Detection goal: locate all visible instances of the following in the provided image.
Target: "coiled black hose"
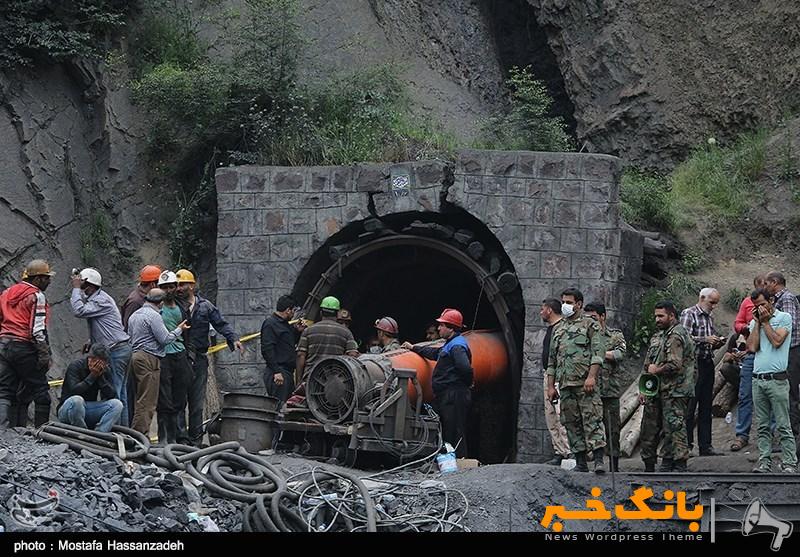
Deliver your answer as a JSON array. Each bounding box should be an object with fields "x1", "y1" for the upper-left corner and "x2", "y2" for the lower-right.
[{"x1": 34, "y1": 422, "x2": 451, "y2": 532}]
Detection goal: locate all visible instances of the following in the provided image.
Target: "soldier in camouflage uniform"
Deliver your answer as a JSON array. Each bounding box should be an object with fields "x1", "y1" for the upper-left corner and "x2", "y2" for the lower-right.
[
  {"x1": 546, "y1": 288, "x2": 608, "y2": 473},
  {"x1": 585, "y1": 302, "x2": 627, "y2": 472},
  {"x1": 640, "y1": 300, "x2": 696, "y2": 472}
]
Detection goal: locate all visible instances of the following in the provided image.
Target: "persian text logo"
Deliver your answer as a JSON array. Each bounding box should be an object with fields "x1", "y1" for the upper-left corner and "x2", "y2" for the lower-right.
[{"x1": 541, "y1": 486, "x2": 703, "y2": 532}]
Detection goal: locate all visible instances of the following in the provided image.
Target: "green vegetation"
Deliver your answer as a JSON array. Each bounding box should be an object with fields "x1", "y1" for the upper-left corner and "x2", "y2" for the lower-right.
[
  {"x1": 79, "y1": 210, "x2": 134, "y2": 274},
  {"x1": 0, "y1": 0, "x2": 130, "y2": 68},
  {"x1": 724, "y1": 288, "x2": 746, "y2": 313},
  {"x1": 131, "y1": 0, "x2": 464, "y2": 267},
  {"x1": 620, "y1": 170, "x2": 676, "y2": 232},
  {"x1": 629, "y1": 274, "x2": 700, "y2": 354},
  {"x1": 477, "y1": 66, "x2": 573, "y2": 152},
  {"x1": 680, "y1": 248, "x2": 704, "y2": 274},
  {"x1": 671, "y1": 130, "x2": 768, "y2": 220}
]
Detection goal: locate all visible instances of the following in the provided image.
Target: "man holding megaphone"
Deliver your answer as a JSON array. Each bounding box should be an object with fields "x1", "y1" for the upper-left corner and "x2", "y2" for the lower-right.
[{"x1": 639, "y1": 300, "x2": 696, "y2": 472}]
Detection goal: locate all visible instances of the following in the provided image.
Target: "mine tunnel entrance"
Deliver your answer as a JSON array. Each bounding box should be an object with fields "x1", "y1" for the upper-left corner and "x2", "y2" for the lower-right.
[{"x1": 292, "y1": 210, "x2": 525, "y2": 464}]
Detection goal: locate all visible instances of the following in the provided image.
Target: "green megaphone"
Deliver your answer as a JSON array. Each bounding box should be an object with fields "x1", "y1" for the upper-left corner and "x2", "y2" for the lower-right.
[{"x1": 638, "y1": 374, "x2": 660, "y2": 397}]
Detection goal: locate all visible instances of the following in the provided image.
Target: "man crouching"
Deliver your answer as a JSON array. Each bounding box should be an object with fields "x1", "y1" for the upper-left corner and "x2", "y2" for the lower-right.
[{"x1": 57, "y1": 344, "x2": 123, "y2": 432}]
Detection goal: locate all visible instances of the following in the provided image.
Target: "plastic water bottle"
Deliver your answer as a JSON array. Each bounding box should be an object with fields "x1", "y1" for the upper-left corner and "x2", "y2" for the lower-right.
[{"x1": 725, "y1": 412, "x2": 733, "y2": 424}]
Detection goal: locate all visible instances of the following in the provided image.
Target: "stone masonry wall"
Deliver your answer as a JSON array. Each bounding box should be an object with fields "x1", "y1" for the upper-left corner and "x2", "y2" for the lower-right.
[{"x1": 215, "y1": 150, "x2": 642, "y2": 462}]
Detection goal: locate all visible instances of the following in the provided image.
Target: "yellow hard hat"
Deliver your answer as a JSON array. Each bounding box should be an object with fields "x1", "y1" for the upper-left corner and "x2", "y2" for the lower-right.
[
  {"x1": 25, "y1": 259, "x2": 55, "y2": 278},
  {"x1": 176, "y1": 269, "x2": 196, "y2": 283}
]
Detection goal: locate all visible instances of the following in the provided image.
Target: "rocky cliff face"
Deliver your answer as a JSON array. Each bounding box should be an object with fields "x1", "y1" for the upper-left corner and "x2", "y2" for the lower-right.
[
  {"x1": 295, "y1": 0, "x2": 506, "y2": 136},
  {"x1": 1, "y1": 0, "x2": 797, "y2": 363},
  {"x1": 0, "y1": 60, "x2": 170, "y2": 367},
  {"x1": 0, "y1": 0, "x2": 507, "y2": 363},
  {"x1": 529, "y1": 0, "x2": 800, "y2": 168}
]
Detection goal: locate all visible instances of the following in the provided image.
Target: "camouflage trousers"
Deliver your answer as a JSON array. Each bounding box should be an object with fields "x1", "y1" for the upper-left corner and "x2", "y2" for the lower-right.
[
  {"x1": 602, "y1": 397, "x2": 621, "y2": 457},
  {"x1": 640, "y1": 394, "x2": 689, "y2": 461},
  {"x1": 559, "y1": 386, "x2": 606, "y2": 454}
]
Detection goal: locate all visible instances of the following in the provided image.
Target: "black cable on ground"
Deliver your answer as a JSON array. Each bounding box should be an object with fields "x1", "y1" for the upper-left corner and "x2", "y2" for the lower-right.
[{"x1": 33, "y1": 421, "x2": 466, "y2": 532}]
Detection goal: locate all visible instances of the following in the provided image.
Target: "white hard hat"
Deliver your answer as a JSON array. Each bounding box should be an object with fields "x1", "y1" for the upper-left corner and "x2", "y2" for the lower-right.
[
  {"x1": 79, "y1": 268, "x2": 102, "y2": 287},
  {"x1": 158, "y1": 270, "x2": 178, "y2": 286}
]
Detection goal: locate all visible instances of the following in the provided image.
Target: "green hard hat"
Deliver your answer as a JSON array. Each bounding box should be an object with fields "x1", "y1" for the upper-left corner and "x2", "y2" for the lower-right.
[
  {"x1": 320, "y1": 296, "x2": 341, "y2": 311},
  {"x1": 638, "y1": 374, "x2": 660, "y2": 397}
]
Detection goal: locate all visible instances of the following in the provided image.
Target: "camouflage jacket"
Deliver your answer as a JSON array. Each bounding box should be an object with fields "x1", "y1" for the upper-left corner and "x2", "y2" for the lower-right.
[
  {"x1": 546, "y1": 313, "x2": 606, "y2": 387},
  {"x1": 644, "y1": 322, "x2": 696, "y2": 397},
  {"x1": 599, "y1": 327, "x2": 626, "y2": 398}
]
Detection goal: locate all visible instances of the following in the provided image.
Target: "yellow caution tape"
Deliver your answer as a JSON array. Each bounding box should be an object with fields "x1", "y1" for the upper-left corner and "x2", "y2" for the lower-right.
[{"x1": 48, "y1": 320, "x2": 314, "y2": 388}]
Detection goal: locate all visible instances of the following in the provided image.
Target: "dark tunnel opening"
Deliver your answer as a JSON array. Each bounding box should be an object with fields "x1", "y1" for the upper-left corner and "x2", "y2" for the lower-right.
[
  {"x1": 482, "y1": 0, "x2": 577, "y2": 138},
  {"x1": 291, "y1": 209, "x2": 525, "y2": 464}
]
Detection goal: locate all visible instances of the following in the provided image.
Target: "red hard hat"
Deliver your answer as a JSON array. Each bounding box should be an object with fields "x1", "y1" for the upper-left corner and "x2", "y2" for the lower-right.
[
  {"x1": 374, "y1": 316, "x2": 399, "y2": 335},
  {"x1": 139, "y1": 265, "x2": 162, "y2": 283},
  {"x1": 436, "y1": 308, "x2": 463, "y2": 329}
]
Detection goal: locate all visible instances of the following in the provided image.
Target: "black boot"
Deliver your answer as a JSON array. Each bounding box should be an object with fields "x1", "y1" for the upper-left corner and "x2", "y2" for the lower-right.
[
  {"x1": 593, "y1": 448, "x2": 606, "y2": 474},
  {"x1": 157, "y1": 416, "x2": 168, "y2": 445},
  {"x1": 658, "y1": 458, "x2": 674, "y2": 472},
  {"x1": 34, "y1": 403, "x2": 50, "y2": 427},
  {"x1": 166, "y1": 414, "x2": 178, "y2": 445},
  {"x1": 10, "y1": 401, "x2": 22, "y2": 427},
  {"x1": 643, "y1": 458, "x2": 656, "y2": 472},
  {"x1": 546, "y1": 455, "x2": 564, "y2": 466},
  {"x1": 0, "y1": 400, "x2": 11, "y2": 430},
  {"x1": 610, "y1": 456, "x2": 620, "y2": 472},
  {"x1": 672, "y1": 459, "x2": 687, "y2": 472},
  {"x1": 574, "y1": 451, "x2": 589, "y2": 472}
]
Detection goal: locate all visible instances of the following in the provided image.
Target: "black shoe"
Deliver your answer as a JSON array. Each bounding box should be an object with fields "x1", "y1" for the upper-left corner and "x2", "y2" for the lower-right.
[
  {"x1": 574, "y1": 452, "x2": 589, "y2": 472},
  {"x1": 699, "y1": 447, "x2": 722, "y2": 456},
  {"x1": 672, "y1": 459, "x2": 688, "y2": 472},
  {"x1": 593, "y1": 448, "x2": 606, "y2": 474},
  {"x1": 643, "y1": 458, "x2": 656, "y2": 472},
  {"x1": 658, "y1": 458, "x2": 674, "y2": 472},
  {"x1": 546, "y1": 455, "x2": 564, "y2": 466}
]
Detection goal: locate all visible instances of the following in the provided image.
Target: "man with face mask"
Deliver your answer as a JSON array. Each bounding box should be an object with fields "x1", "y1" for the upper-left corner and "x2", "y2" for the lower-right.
[
  {"x1": 69, "y1": 268, "x2": 132, "y2": 426},
  {"x1": 0, "y1": 259, "x2": 54, "y2": 429},
  {"x1": 155, "y1": 271, "x2": 193, "y2": 444},
  {"x1": 545, "y1": 288, "x2": 607, "y2": 473}
]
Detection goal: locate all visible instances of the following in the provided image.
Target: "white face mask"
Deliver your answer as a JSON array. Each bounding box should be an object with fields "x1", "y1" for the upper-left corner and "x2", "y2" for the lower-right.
[{"x1": 561, "y1": 303, "x2": 575, "y2": 318}]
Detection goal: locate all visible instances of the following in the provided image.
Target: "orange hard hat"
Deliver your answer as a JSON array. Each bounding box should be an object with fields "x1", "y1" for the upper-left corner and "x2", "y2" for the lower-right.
[
  {"x1": 436, "y1": 308, "x2": 463, "y2": 329},
  {"x1": 374, "y1": 316, "x2": 399, "y2": 335},
  {"x1": 139, "y1": 265, "x2": 162, "y2": 283}
]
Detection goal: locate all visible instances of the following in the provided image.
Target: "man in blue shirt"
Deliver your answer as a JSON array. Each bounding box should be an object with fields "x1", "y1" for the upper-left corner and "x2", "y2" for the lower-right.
[
  {"x1": 402, "y1": 308, "x2": 473, "y2": 457},
  {"x1": 747, "y1": 288, "x2": 797, "y2": 473},
  {"x1": 70, "y1": 268, "x2": 131, "y2": 425}
]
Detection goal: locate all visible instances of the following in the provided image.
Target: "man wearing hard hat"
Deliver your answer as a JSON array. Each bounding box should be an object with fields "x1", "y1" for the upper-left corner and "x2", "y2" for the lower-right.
[
  {"x1": 70, "y1": 268, "x2": 132, "y2": 426},
  {"x1": 402, "y1": 308, "x2": 473, "y2": 457},
  {"x1": 174, "y1": 268, "x2": 243, "y2": 446},
  {"x1": 0, "y1": 259, "x2": 55, "y2": 429},
  {"x1": 374, "y1": 317, "x2": 401, "y2": 353},
  {"x1": 121, "y1": 265, "x2": 162, "y2": 332},
  {"x1": 295, "y1": 296, "x2": 358, "y2": 387},
  {"x1": 156, "y1": 271, "x2": 193, "y2": 444}
]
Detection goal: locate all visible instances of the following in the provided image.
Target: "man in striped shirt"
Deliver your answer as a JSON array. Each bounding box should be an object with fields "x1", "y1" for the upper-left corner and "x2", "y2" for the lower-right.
[
  {"x1": 765, "y1": 271, "x2": 800, "y2": 454},
  {"x1": 680, "y1": 287, "x2": 726, "y2": 455}
]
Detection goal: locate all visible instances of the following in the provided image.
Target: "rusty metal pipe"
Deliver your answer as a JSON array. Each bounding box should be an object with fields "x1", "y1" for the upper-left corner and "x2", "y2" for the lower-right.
[{"x1": 384, "y1": 330, "x2": 509, "y2": 403}]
